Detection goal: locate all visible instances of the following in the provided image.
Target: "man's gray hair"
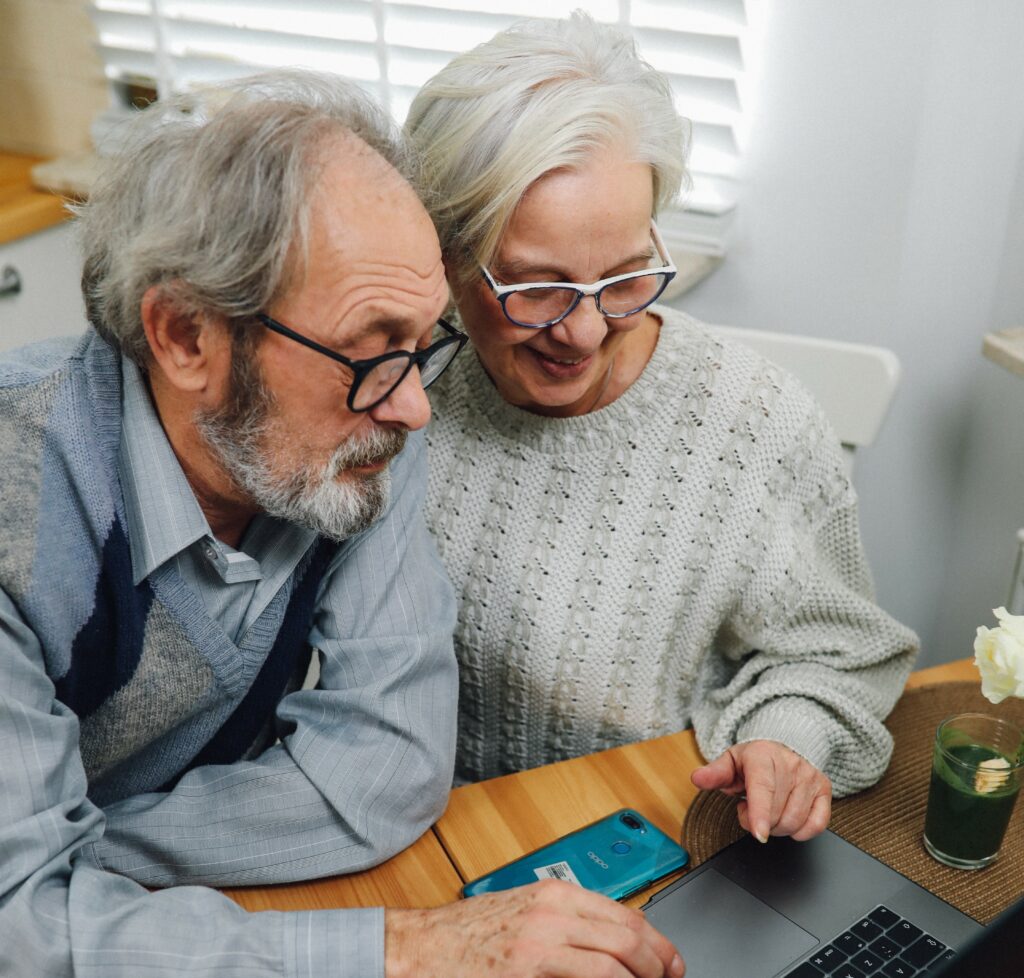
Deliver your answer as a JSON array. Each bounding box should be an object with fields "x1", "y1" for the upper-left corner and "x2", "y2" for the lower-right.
[
  {"x1": 404, "y1": 12, "x2": 690, "y2": 283},
  {"x1": 77, "y1": 70, "x2": 412, "y2": 364}
]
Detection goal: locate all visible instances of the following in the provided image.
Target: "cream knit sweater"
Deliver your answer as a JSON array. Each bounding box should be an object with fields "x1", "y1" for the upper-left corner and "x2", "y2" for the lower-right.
[{"x1": 424, "y1": 306, "x2": 918, "y2": 795}]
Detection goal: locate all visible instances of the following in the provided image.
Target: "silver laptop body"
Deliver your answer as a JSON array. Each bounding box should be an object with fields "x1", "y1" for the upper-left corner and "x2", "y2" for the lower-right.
[{"x1": 641, "y1": 830, "x2": 983, "y2": 978}]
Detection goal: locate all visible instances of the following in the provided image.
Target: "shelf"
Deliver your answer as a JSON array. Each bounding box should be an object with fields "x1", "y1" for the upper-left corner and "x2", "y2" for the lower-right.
[{"x1": 982, "y1": 328, "x2": 1024, "y2": 380}]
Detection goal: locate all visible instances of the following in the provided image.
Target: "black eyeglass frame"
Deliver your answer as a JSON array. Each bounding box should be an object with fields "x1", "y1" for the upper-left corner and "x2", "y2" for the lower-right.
[
  {"x1": 257, "y1": 312, "x2": 467, "y2": 412},
  {"x1": 480, "y1": 220, "x2": 678, "y2": 329}
]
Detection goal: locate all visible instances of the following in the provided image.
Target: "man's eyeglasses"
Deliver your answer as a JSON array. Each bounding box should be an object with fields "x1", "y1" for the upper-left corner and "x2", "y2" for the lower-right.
[
  {"x1": 257, "y1": 313, "x2": 466, "y2": 412},
  {"x1": 480, "y1": 221, "x2": 677, "y2": 329}
]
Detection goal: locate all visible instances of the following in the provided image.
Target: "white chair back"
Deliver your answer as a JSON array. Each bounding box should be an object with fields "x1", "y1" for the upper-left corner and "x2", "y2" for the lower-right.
[{"x1": 709, "y1": 324, "x2": 901, "y2": 473}]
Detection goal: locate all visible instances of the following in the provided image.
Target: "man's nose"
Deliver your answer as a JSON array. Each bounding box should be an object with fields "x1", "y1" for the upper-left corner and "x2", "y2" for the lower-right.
[{"x1": 368, "y1": 367, "x2": 432, "y2": 432}]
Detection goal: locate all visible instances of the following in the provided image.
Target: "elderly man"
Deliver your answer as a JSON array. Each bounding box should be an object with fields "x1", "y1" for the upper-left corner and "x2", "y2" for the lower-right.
[{"x1": 0, "y1": 73, "x2": 682, "y2": 978}]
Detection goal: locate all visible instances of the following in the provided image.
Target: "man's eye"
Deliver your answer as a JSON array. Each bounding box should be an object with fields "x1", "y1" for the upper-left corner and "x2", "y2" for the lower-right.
[{"x1": 336, "y1": 362, "x2": 356, "y2": 386}]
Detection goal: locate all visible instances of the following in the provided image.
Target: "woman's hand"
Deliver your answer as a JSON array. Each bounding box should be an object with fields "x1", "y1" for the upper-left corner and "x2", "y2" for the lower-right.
[{"x1": 690, "y1": 740, "x2": 832, "y2": 842}]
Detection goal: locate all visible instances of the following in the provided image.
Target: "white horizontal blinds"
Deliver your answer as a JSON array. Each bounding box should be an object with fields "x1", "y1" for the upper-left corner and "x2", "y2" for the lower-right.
[
  {"x1": 382, "y1": 0, "x2": 619, "y2": 121},
  {"x1": 386, "y1": 0, "x2": 747, "y2": 234},
  {"x1": 629, "y1": 0, "x2": 748, "y2": 252},
  {"x1": 89, "y1": 1, "x2": 384, "y2": 91},
  {"x1": 86, "y1": 0, "x2": 749, "y2": 250}
]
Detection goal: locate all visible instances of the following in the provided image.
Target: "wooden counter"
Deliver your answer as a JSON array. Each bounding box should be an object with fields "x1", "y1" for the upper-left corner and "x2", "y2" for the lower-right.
[{"x1": 0, "y1": 152, "x2": 70, "y2": 246}]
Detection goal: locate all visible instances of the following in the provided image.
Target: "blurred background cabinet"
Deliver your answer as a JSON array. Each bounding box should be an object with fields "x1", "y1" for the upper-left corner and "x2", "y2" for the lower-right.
[{"x1": 0, "y1": 221, "x2": 86, "y2": 354}]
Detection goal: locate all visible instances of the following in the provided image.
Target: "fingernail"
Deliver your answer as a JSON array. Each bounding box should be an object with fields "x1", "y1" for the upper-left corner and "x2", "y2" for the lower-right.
[
  {"x1": 670, "y1": 953, "x2": 685, "y2": 977},
  {"x1": 755, "y1": 829, "x2": 769, "y2": 844}
]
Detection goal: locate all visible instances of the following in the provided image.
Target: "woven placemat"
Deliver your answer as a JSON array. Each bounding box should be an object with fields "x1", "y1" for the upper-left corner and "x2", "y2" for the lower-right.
[{"x1": 682, "y1": 683, "x2": 1024, "y2": 923}]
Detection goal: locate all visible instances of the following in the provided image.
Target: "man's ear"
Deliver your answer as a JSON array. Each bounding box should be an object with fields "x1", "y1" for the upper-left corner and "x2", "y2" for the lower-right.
[{"x1": 141, "y1": 285, "x2": 227, "y2": 394}]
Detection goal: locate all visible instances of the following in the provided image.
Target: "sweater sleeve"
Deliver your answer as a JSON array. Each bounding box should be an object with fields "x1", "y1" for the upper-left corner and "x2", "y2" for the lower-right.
[
  {"x1": 87, "y1": 431, "x2": 459, "y2": 888},
  {"x1": 0, "y1": 583, "x2": 384, "y2": 978},
  {"x1": 690, "y1": 395, "x2": 919, "y2": 798}
]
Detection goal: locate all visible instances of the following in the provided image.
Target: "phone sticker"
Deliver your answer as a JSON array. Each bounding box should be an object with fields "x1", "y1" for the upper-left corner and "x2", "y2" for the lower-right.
[{"x1": 533, "y1": 861, "x2": 582, "y2": 886}]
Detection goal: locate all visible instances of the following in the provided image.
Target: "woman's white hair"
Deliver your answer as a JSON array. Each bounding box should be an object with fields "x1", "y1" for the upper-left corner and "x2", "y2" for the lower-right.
[
  {"x1": 76, "y1": 70, "x2": 411, "y2": 365},
  {"x1": 404, "y1": 11, "x2": 690, "y2": 283}
]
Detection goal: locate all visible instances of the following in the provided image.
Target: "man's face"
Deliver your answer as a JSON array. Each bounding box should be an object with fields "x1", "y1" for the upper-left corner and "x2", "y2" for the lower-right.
[{"x1": 197, "y1": 137, "x2": 449, "y2": 540}]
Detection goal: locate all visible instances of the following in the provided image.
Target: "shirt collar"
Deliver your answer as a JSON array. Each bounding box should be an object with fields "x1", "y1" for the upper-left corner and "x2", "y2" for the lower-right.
[
  {"x1": 118, "y1": 356, "x2": 220, "y2": 585},
  {"x1": 117, "y1": 357, "x2": 320, "y2": 590}
]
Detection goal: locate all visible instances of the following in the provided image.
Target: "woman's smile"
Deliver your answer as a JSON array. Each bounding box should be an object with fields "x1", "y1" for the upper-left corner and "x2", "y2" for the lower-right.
[{"x1": 526, "y1": 345, "x2": 595, "y2": 379}]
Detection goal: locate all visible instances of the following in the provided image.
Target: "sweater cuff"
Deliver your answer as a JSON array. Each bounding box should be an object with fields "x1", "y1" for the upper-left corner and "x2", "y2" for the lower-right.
[
  {"x1": 734, "y1": 696, "x2": 835, "y2": 773},
  {"x1": 283, "y1": 907, "x2": 384, "y2": 978}
]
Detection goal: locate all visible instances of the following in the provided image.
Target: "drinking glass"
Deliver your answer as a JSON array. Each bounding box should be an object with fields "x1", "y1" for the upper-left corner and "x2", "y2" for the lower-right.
[{"x1": 923, "y1": 713, "x2": 1023, "y2": 870}]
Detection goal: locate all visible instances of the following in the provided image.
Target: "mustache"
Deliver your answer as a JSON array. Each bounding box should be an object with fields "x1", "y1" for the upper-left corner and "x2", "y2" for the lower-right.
[{"x1": 329, "y1": 426, "x2": 408, "y2": 472}]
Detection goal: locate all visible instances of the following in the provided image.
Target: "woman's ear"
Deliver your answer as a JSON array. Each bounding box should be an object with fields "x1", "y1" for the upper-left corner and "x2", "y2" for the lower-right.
[
  {"x1": 140, "y1": 285, "x2": 229, "y2": 394},
  {"x1": 442, "y1": 254, "x2": 470, "y2": 308}
]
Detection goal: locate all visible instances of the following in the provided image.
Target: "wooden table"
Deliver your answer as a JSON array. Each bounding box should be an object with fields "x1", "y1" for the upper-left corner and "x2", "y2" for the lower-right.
[
  {"x1": 224, "y1": 658, "x2": 979, "y2": 912},
  {"x1": 223, "y1": 829, "x2": 465, "y2": 912}
]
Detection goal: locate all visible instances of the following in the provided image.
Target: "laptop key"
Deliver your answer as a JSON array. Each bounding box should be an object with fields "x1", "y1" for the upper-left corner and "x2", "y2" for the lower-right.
[
  {"x1": 881, "y1": 960, "x2": 918, "y2": 977},
  {"x1": 829, "y1": 963, "x2": 866, "y2": 978},
  {"x1": 835, "y1": 931, "x2": 867, "y2": 955},
  {"x1": 888, "y1": 921, "x2": 923, "y2": 947},
  {"x1": 812, "y1": 945, "x2": 847, "y2": 968},
  {"x1": 783, "y1": 962, "x2": 825, "y2": 978},
  {"x1": 870, "y1": 935, "x2": 901, "y2": 960},
  {"x1": 851, "y1": 918, "x2": 883, "y2": 942},
  {"x1": 850, "y1": 948, "x2": 884, "y2": 973},
  {"x1": 927, "y1": 949, "x2": 955, "y2": 971},
  {"x1": 901, "y1": 936, "x2": 945, "y2": 969},
  {"x1": 868, "y1": 906, "x2": 902, "y2": 930}
]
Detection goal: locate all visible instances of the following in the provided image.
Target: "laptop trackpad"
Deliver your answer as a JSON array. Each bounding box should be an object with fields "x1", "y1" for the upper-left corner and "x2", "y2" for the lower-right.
[{"x1": 644, "y1": 868, "x2": 817, "y2": 978}]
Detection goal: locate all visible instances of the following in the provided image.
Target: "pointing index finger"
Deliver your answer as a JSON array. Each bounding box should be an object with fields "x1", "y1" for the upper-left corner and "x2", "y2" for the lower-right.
[{"x1": 741, "y1": 756, "x2": 780, "y2": 844}]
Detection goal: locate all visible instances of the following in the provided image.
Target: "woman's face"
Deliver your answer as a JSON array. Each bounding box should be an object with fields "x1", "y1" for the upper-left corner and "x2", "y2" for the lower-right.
[{"x1": 451, "y1": 143, "x2": 659, "y2": 417}]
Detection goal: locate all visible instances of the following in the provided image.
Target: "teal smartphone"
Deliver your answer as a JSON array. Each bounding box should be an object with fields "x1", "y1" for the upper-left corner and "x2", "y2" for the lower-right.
[{"x1": 462, "y1": 808, "x2": 689, "y2": 901}]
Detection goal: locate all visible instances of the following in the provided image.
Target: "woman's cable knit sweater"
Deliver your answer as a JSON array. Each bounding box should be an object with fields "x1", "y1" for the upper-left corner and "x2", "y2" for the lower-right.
[{"x1": 424, "y1": 306, "x2": 918, "y2": 794}]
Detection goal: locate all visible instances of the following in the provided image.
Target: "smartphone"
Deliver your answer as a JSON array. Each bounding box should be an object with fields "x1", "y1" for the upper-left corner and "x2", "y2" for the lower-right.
[{"x1": 462, "y1": 808, "x2": 689, "y2": 901}]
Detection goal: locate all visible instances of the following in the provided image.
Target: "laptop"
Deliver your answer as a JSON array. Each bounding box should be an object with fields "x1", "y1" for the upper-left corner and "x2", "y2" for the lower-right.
[{"x1": 639, "y1": 829, "x2": 1018, "y2": 978}]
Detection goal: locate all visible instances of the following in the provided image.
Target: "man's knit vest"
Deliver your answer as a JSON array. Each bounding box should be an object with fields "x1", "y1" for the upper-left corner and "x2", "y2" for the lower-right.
[{"x1": 0, "y1": 331, "x2": 336, "y2": 808}]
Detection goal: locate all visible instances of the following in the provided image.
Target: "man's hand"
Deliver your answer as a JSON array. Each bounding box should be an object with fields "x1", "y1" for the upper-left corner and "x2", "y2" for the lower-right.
[
  {"x1": 690, "y1": 740, "x2": 832, "y2": 843},
  {"x1": 385, "y1": 878, "x2": 685, "y2": 978}
]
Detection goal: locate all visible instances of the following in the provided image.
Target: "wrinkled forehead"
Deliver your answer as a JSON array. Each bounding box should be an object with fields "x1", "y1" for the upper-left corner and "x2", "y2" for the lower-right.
[
  {"x1": 275, "y1": 154, "x2": 448, "y2": 345},
  {"x1": 284, "y1": 135, "x2": 444, "y2": 303},
  {"x1": 317, "y1": 135, "x2": 437, "y2": 254}
]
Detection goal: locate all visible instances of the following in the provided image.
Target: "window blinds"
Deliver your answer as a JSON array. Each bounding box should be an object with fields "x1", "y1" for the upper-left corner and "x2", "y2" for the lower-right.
[{"x1": 86, "y1": 0, "x2": 752, "y2": 254}]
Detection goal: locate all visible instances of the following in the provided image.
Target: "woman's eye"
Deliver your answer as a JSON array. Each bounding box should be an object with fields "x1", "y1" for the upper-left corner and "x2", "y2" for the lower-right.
[{"x1": 519, "y1": 287, "x2": 557, "y2": 300}]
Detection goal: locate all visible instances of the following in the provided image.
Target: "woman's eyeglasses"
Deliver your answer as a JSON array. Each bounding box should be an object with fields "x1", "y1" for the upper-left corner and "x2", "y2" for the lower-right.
[{"x1": 480, "y1": 221, "x2": 676, "y2": 329}]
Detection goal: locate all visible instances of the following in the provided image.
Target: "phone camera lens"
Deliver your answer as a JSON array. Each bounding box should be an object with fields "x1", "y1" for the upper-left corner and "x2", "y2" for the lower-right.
[{"x1": 619, "y1": 813, "x2": 644, "y2": 831}]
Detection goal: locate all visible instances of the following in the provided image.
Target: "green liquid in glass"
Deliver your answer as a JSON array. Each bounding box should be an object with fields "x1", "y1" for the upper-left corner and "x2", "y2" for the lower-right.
[{"x1": 924, "y1": 743, "x2": 1019, "y2": 863}]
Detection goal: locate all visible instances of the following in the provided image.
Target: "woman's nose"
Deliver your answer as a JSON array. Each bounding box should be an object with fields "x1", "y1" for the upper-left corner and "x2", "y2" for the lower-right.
[{"x1": 547, "y1": 294, "x2": 609, "y2": 351}]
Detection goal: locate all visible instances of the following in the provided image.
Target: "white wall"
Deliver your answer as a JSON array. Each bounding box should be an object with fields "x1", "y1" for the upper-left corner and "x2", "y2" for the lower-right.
[{"x1": 670, "y1": 1, "x2": 1024, "y2": 667}]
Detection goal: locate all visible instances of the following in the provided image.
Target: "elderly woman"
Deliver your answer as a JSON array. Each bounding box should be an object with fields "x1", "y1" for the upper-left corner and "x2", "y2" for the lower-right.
[{"x1": 405, "y1": 13, "x2": 918, "y2": 843}]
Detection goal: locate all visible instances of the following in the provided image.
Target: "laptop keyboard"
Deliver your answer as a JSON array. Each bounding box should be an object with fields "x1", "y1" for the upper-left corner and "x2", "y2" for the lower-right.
[{"x1": 782, "y1": 905, "x2": 958, "y2": 977}]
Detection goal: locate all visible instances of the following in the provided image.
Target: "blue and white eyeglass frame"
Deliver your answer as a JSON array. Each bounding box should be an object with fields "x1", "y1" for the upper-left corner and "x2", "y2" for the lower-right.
[{"x1": 479, "y1": 220, "x2": 678, "y2": 329}]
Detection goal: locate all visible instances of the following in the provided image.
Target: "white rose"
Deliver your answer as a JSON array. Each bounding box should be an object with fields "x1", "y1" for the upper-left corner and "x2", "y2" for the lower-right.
[{"x1": 974, "y1": 607, "x2": 1024, "y2": 704}]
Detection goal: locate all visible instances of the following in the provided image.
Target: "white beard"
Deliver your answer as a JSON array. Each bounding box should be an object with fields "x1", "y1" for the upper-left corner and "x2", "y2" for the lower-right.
[{"x1": 196, "y1": 377, "x2": 406, "y2": 541}]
